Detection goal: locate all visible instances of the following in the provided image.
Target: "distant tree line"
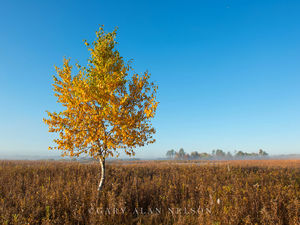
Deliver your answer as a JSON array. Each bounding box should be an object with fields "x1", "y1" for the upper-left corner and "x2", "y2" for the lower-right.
[{"x1": 166, "y1": 148, "x2": 268, "y2": 160}]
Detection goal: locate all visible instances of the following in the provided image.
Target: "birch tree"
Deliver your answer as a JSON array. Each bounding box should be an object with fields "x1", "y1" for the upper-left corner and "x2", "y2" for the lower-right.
[{"x1": 43, "y1": 26, "x2": 158, "y2": 196}]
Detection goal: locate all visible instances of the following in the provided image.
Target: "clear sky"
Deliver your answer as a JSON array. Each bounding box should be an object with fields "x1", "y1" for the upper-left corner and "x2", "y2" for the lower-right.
[{"x1": 0, "y1": 0, "x2": 300, "y2": 158}]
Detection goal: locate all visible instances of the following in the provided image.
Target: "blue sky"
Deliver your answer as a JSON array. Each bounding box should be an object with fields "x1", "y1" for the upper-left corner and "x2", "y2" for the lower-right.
[{"x1": 0, "y1": 0, "x2": 300, "y2": 158}]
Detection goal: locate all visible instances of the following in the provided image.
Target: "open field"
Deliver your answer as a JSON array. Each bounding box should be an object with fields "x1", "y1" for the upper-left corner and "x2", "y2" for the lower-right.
[
  {"x1": 110, "y1": 159, "x2": 300, "y2": 168},
  {"x1": 0, "y1": 159, "x2": 299, "y2": 224}
]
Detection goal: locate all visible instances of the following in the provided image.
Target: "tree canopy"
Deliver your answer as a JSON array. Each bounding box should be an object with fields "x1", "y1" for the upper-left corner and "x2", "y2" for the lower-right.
[{"x1": 43, "y1": 26, "x2": 158, "y2": 160}]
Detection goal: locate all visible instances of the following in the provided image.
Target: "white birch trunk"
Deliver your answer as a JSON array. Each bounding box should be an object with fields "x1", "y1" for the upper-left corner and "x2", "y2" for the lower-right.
[{"x1": 98, "y1": 157, "x2": 105, "y2": 192}]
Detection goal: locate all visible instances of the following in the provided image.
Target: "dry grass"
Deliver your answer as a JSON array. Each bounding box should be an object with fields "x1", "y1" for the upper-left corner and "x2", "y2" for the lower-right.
[{"x1": 0, "y1": 159, "x2": 299, "y2": 224}]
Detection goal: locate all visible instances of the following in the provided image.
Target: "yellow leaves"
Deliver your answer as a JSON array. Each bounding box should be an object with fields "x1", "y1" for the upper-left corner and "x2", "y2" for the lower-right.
[
  {"x1": 83, "y1": 40, "x2": 89, "y2": 47},
  {"x1": 44, "y1": 25, "x2": 158, "y2": 159},
  {"x1": 144, "y1": 107, "x2": 151, "y2": 118}
]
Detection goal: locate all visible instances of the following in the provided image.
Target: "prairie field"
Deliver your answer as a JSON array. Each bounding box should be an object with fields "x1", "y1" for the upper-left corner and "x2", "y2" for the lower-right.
[{"x1": 0, "y1": 159, "x2": 299, "y2": 225}]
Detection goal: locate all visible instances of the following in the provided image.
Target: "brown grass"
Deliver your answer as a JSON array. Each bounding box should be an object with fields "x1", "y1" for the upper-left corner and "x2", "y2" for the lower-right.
[{"x1": 0, "y1": 159, "x2": 299, "y2": 224}]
